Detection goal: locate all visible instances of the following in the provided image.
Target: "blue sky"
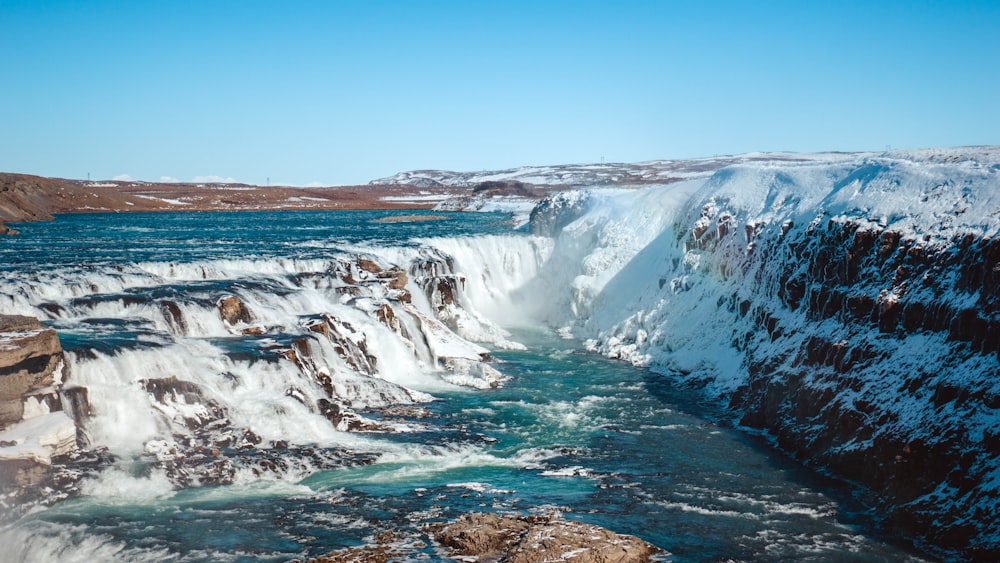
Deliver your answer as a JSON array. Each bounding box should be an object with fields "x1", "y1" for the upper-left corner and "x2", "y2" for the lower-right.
[{"x1": 1, "y1": 1, "x2": 997, "y2": 186}]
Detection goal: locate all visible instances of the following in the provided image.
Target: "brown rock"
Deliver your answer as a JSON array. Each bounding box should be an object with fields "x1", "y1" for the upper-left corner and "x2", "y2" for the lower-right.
[
  {"x1": 431, "y1": 512, "x2": 529, "y2": 557},
  {"x1": 306, "y1": 320, "x2": 330, "y2": 338},
  {"x1": 375, "y1": 303, "x2": 396, "y2": 328},
  {"x1": 429, "y1": 512, "x2": 662, "y2": 563},
  {"x1": 383, "y1": 268, "x2": 408, "y2": 290},
  {"x1": 0, "y1": 317, "x2": 64, "y2": 427},
  {"x1": 218, "y1": 295, "x2": 253, "y2": 325},
  {"x1": 160, "y1": 300, "x2": 186, "y2": 333},
  {"x1": 0, "y1": 315, "x2": 42, "y2": 332},
  {"x1": 357, "y1": 258, "x2": 381, "y2": 273},
  {"x1": 0, "y1": 458, "x2": 50, "y2": 489},
  {"x1": 140, "y1": 377, "x2": 205, "y2": 405},
  {"x1": 302, "y1": 544, "x2": 399, "y2": 563}
]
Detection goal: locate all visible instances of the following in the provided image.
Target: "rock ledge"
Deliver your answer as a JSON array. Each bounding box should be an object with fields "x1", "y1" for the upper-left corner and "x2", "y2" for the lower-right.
[{"x1": 429, "y1": 512, "x2": 663, "y2": 563}]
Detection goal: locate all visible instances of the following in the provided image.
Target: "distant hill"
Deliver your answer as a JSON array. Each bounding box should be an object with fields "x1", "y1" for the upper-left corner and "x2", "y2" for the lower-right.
[
  {"x1": 369, "y1": 152, "x2": 858, "y2": 188},
  {"x1": 0, "y1": 174, "x2": 482, "y2": 235}
]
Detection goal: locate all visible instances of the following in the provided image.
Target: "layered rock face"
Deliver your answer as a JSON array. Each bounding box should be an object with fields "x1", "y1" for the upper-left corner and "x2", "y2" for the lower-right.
[
  {"x1": 0, "y1": 315, "x2": 64, "y2": 425},
  {"x1": 728, "y1": 217, "x2": 1000, "y2": 556},
  {"x1": 532, "y1": 149, "x2": 1000, "y2": 560},
  {"x1": 0, "y1": 315, "x2": 84, "y2": 508}
]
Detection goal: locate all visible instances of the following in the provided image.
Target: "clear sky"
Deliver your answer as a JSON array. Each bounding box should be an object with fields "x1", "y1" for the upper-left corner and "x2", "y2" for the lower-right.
[{"x1": 1, "y1": 1, "x2": 997, "y2": 186}]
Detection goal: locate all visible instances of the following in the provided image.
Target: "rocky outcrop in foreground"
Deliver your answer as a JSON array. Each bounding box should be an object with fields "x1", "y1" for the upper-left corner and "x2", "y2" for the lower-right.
[
  {"x1": 303, "y1": 513, "x2": 662, "y2": 563},
  {"x1": 429, "y1": 513, "x2": 662, "y2": 562},
  {"x1": 0, "y1": 315, "x2": 87, "y2": 517}
]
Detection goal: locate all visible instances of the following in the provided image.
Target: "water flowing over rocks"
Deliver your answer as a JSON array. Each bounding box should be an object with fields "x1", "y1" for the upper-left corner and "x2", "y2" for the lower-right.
[{"x1": 1, "y1": 245, "x2": 516, "y2": 502}]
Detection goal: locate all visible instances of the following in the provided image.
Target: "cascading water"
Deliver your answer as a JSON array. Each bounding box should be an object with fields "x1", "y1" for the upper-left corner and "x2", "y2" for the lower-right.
[{"x1": 0, "y1": 205, "x2": 935, "y2": 561}]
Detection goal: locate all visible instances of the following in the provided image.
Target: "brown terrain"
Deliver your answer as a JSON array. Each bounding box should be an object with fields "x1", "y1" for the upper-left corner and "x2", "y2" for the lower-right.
[
  {"x1": 0, "y1": 172, "x2": 528, "y2": 234},
  {"x1": 302, "y1": 512, "x2": 662, "y2": 563}
]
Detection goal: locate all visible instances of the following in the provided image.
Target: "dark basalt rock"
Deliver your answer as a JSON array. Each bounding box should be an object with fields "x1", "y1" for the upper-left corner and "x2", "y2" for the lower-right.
[{"x1": 718, "y1": 215, "x2": 1000, "y2": 559}]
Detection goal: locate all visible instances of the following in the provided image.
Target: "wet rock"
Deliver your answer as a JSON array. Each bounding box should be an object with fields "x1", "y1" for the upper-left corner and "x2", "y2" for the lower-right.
[
  {"x1": 0, "y1": 316, "x2": 64, "y2": 427},
  {"x1": 0, "y1": 315, "x2": 92, "y2": 517},
  {"x1": 217, "y1": 295, "x2": 253, "y2": 325},
  {"x1": 529, "y1": 190, "x2": 594, "y2": 237},
  {"x1": 306, "y1": 319, "x2": 330, "y2": 338},
  {"x1": 141, "y1": 376, "x2": 204, "y2": 404},
  {"x1": 302, "y1": 544, "x2": 403, "y2": 563},
  {"x1": 160, "y1": 300, "x2": 186, "y2": 334},
  {"x1": 317, "y1": 398, "x2": 385, "y2": 432},
  {"x1": 317, "y1": 316, "x2": 378, "y2": 376},
  {"x1": 356, "y1": 257, "x2": 381, "y2": 274},
  {"x1": 428, "y1": 512, "x2": 662, "y2": 562},
  {"x1": 395, "y1": 288, "x2": 412, "y2": 303},
  {"x1": 385, "y1": 268, "x2": 408, "y2": 290},
  {"x1": 376, "y1": 404, "x2": 432, "y2": 419},
  {"x1": 375, "y1": 303, "x2": 398, "y2": 332},
  {"x1": 429, "y1": 275, "x2": 465, "y2": 310}
]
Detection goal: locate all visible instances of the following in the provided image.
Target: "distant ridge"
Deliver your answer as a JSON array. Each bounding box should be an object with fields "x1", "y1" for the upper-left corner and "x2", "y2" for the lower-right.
[
  {"x1": 372, "y1": 147, "x2": 1000, "y2": 189},
  {"x1": 0, "y1": 174, "x2": 469, "y2": 233},
  {"x1": 369, "y1": 151, "x2": 863, "y2": 188}
]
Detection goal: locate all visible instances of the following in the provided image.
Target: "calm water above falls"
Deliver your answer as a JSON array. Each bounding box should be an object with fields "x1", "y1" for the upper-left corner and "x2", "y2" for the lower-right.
[{"x1": 0, "y1": 211, "x2": 925, "y2": 561}]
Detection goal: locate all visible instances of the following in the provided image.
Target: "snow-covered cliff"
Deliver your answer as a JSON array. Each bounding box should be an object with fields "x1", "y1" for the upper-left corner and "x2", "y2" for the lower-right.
[{"x1": 456, "y1": 147, "x2": 1000, "y2": 560}]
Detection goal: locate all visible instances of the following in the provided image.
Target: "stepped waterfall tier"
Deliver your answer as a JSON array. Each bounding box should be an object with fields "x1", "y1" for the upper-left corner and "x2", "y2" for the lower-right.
[{"x1": 0, "y1": 148, "x2": 997, "y2": 561}]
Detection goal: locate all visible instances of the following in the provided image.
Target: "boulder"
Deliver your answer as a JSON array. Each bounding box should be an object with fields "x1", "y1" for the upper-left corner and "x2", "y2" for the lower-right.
[
  {"x1": 218, "y1": 295, "x2": 253, "y2": 325},
  {"x1": 429, "y1": 512, "x2": 662, "y2": 563}
]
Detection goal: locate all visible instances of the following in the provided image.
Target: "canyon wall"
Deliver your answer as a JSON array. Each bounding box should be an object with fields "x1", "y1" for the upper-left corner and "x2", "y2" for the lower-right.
[{"x1": 521, "y1": 149, "x2": 1000, "y2": 560}]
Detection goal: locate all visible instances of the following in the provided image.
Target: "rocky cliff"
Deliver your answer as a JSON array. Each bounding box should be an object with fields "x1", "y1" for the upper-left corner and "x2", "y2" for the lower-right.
[
  {"x1": 0, "y1": 315, "x2": 86, "y2": 514},
  {"x1": 524, "y1": 147, "x2": 1000, "y2": 560}
]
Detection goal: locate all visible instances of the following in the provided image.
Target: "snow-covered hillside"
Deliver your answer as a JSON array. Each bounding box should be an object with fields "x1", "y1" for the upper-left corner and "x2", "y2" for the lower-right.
[
  {"x1": 371, "y1": 152, "x2": 861, "y2": 188},
  {"x1": 439, "y1": 146, "x2": 1000, "y2": 560}
]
